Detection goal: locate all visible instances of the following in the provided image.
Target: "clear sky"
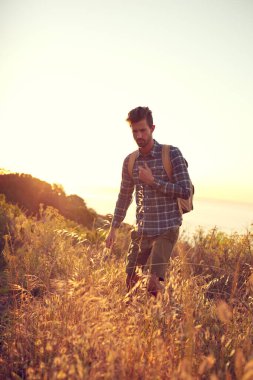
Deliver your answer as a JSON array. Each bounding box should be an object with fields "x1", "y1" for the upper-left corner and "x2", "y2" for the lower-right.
[{"x1": 1, "y1": 0, "x2": 253, "y2": 204}]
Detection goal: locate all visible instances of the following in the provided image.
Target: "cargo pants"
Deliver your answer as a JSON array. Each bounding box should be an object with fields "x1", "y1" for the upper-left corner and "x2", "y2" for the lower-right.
[{"x1": 126, "y1": 227, "x2": 180, "y2": 281}]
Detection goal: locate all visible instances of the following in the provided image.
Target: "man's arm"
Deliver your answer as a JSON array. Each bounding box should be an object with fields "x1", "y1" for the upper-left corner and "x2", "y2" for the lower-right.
[
  {"x1": 106, "y1": 156, "x2": 134, "y2": 248},
  {"x1": 137, "y1": 147, "x2": 191, "y2": 199},
  {"x1": 151, "y1": 147, "x2": 191, "y2": 199}
]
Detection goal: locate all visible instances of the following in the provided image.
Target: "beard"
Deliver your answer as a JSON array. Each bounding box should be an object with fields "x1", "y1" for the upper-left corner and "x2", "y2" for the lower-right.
[
  {"x1": 136, "y1": 140, "x2": 146, "y2": 147},
  {"x1": 136, "y1": 136, "x2": 151, "y2": 147}
]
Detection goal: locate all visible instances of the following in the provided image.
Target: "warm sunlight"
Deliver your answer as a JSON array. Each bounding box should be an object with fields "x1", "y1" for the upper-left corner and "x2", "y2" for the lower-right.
[
  {"x1": 1, "y1": 2, "x2": 253, "y2": 378},
  {"x1": 1, "y1": 0, "x2": 253, "y2": 230}
]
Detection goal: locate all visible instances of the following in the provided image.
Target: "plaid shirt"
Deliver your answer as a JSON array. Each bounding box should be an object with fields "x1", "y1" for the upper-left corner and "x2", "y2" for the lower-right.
[{"x1": 111, "y1": 139, "x2": 191, "y2": 236}]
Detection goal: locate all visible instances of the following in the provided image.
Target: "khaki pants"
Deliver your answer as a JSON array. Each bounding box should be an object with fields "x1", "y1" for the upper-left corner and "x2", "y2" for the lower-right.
[{"x1": 126, "y1": 227, "x2": 179, "y2": 280}]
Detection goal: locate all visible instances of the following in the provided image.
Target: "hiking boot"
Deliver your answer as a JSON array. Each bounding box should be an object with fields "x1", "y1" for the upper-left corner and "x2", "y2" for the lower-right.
[
  {"x1": 126, "y1": 273, "x2": 140, "y2": 292},
  {"x1": 147, "y1": 274, "x2": 164, "y2": 297}
]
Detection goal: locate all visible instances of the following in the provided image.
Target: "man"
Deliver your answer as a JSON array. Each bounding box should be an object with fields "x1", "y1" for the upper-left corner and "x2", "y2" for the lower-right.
[{"x1": 106, "y1": 106, "x2": 191, "y2": 296}]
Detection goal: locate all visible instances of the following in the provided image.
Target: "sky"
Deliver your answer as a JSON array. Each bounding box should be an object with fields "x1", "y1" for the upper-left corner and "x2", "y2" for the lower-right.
[{"x1": 1, "y1": 0, "x2": 253, "y2": 209}]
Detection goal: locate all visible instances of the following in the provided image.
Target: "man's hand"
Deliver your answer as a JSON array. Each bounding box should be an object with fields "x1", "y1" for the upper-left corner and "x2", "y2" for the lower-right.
[
  {"x1": 105, "y1": 227, "x2": 117, "y2": 249},
  {"x1": 138, "y1": 162, "x2": 155, "y2": 185}
]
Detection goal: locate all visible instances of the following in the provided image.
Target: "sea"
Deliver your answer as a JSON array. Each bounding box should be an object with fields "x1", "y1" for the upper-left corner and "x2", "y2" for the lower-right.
[{"x1": 80, "y1": 187, "x2": 253, "y2": 237}]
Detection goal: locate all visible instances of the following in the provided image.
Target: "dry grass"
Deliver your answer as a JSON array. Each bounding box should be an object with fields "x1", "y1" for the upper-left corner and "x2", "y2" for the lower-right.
[{"x1": 0, "y1": 197, "x2": 253, "y2": 379}]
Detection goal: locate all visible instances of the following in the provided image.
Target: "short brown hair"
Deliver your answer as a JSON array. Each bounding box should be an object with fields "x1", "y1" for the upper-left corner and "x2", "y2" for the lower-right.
[{"x1": 126, "y1": 106, "x2": 153, "y2": 128}]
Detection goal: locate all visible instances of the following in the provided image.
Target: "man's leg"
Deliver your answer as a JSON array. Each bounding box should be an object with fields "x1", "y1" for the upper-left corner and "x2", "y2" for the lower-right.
[
  {"x1": 147, "y1": 227, "x2": 180, "y2": 296},
  {"x1": 125, "y1": 230, "x2": 152, "y2": 291}
]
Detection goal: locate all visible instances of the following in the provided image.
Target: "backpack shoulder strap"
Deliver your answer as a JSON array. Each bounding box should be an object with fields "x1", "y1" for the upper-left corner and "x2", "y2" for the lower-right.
[
  {"x1": 128, "y1": 150, "x2": 139, "y2": 178},
  {"x1": 162, "y1": 145, "x2": 173, "y2": 180}
]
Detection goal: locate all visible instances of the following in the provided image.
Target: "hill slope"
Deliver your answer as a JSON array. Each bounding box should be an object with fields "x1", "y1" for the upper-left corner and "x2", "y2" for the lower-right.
[
  {"x1": 0, "y1": 171, "x2": 98, "y2": 229},
  {"x1": 0, "y1": 196, "x2": 253, "y2": 378}
]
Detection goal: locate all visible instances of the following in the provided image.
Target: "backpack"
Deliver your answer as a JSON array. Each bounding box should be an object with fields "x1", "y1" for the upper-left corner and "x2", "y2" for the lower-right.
[{"x1": 127, "y1": 144, "x2": 194, "y2": 214}]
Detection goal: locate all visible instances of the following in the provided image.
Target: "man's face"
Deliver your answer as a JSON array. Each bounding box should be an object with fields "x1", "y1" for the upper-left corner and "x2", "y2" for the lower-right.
[{"x1": 131, "y1": 119, "x2": 155, "y2": 148}]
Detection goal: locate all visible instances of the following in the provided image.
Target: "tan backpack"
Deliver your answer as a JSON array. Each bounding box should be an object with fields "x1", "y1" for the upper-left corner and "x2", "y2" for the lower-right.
[{"x1": 127, "y1": 144, "x2": 194, "y2": 214}]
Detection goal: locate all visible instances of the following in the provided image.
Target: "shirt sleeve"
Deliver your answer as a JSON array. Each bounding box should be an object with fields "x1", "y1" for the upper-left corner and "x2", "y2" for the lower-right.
[
  {"x1": 111, "y1": 155, "x2": 135, "y2": 228},
  {"x1": 151, "y1": 146, "x2": 191, "y2": 200}
]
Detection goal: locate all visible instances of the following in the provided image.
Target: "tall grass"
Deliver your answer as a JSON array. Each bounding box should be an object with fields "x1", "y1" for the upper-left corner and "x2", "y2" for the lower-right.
[{"x1": 0, "y1": 196, "x2": 253, "y2": 379}]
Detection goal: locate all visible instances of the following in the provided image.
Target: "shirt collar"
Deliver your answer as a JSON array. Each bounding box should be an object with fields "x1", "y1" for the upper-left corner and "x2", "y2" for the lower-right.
[{"x1": 137, "y1": 139, "x2": 161, "y2": 158}]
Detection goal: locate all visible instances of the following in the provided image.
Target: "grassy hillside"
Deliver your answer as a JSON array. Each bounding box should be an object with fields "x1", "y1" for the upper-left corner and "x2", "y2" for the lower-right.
[
  {"x1": 0, "y1": 196, "x2": 253, "y2": 379},
  {"x1": 0, "y1": 172, "x2": 98, "y2": 229}
]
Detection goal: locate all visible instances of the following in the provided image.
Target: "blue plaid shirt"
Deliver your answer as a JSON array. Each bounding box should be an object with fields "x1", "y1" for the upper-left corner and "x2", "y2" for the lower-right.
[{"x1": 111, "y1": 139, "x2": 191, "y2": 236}]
